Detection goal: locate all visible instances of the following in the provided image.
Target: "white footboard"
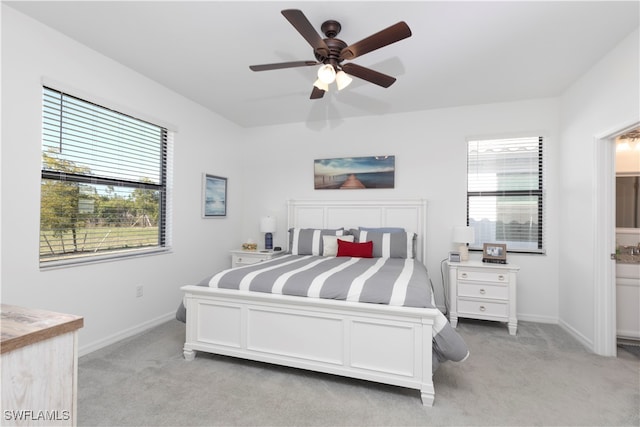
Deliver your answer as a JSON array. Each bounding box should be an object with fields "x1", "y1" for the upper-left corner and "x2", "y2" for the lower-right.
[{"x1": 181, "y1": 285, "x2": 437, "y2": 406}]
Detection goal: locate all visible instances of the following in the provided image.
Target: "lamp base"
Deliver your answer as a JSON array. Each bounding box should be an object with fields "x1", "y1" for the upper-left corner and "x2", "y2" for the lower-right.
[
  {"x1": 265, "y1": 233, "x2": 273, "y2": 250},
  {"x1": 458, "y1": 244, "x2": 469, "y2": 262}
]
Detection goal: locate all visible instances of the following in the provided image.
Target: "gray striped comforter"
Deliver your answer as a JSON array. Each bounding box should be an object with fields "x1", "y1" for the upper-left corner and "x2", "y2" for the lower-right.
[
  {"x1": 200, "y1": 254, "x2": 469, "y2": 370},
  {"x1": 209, "y1": 254, "x2": 429, "y2": 307}
]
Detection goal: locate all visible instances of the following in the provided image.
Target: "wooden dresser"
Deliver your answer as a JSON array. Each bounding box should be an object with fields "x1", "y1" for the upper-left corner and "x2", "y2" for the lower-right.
[{"x1": 1, "y1": 305, "x2": 83, "y2": 426}]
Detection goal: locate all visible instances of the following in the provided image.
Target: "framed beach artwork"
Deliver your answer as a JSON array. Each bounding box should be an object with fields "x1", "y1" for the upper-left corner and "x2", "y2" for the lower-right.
[
  {"x1": 202, "y1": 174, "x2": 227, "y2": 217},
  {"x1": 314, "y1": 156, "x2": 395, "y2": 189}
]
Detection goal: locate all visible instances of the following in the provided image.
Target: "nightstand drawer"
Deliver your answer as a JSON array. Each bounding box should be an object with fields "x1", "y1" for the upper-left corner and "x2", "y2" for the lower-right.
[
  {"x1": 458, "y1": 269, "x2": 509, "y2": 284},
  {"x1": 457, "y1": 299, "x2": 508, "y2": 318},
  {"x1": 230, "y1": 250, "x2": 285, "y2": 268},
  {"x1": 233, "y1": 256, "x2": 263, "y2": 266},
  {"x1": 458, "y1": 282, "x2": 508, "y2": 300}
]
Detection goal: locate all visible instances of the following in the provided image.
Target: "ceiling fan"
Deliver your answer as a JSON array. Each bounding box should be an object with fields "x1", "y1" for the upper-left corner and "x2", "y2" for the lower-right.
[{"x1": 249, "y1": 9, "x2": 412, "y2": 99}]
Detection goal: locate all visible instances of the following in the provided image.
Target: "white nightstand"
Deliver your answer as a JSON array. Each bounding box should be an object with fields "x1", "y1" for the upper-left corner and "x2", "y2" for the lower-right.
[
  {"x1": 448, "y1": 260, "x2": 520, "y2": 335},
  {"x1": 230, "y1": 249, "x2": 285, "y2": 268}
]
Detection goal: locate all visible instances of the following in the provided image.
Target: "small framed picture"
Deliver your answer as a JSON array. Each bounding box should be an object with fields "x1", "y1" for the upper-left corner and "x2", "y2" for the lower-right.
[
  {"x1": 482, "y1": 243, "x2": 507, "y2": 264},
  {"x1": 202, "y1": 174, "x2": 227, "y2": 217}
]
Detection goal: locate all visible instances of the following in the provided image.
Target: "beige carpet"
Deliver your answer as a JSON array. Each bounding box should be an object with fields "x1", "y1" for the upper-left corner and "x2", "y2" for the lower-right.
[{"x1": 77, "y1": 318, "x2": 639, "y2": 426}]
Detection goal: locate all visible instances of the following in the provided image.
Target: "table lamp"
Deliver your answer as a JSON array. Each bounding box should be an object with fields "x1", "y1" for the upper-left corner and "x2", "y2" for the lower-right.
[
  {"x1": 260, "y1": 216, "x2": 276, "y2": 250},
  {"x1": 453, "y1": 226, "x2": 475, "y2": 262}
]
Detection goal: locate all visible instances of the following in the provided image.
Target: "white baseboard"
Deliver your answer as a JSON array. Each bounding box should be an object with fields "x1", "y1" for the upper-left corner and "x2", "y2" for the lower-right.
[
  {"x1": 517, "y1": 313, "x2": 558, "y2": 324},
  {"x1": 558, "y1": 318, "x2": 594, "y2": 352},
  {"x1": 617, "y1": 330, "x2": 640, "y2": 340},
  {"x1": 79, "y1": 311, "x2": 175, "y2": 357}
]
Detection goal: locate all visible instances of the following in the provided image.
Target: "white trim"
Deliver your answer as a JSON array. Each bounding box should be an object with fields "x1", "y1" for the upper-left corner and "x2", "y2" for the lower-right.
[
  {"x1": 78, "y1": 311, "x2": 175, "y2": 357},
  {"x1": 593, "y1": 119, "x2": 639, "y2": 356},
  {"x1": 559, "y1": 317, "x2": 594, "y2": 351},
  {"x1": 40, "y1": 247, "x2": 172, "y2": 270},
  {"x1": 518, "y1": 313, "x2": 558, "y2": 324}
]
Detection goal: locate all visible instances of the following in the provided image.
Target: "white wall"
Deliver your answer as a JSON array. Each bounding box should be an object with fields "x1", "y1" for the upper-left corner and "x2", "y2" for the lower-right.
[
  {"x1": 240, "y1": 98, "x2": 561, "y2": 323},
  {"x1": 559, "y1": 28, "x2": 640, "y2": 348},
  {"x1": 1, "y1": 6, "x2": 244, "y2": 354}
]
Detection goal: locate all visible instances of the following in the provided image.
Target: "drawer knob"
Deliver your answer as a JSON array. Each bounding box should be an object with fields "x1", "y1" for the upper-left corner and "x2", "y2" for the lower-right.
[
  {"x1": 238, "y1": 258, "x2": 242, "y2": 262},
  {"x1": 479, "y1": 289, "x2": 486, "y2": 295},
  {"x1": 479, "y1": 305, "x2": 486, "y2": 312},
  {"x1": 498, "y1": 275, "x2": 505, "y2": 281},
  {"x1": 461, "y1": 273, "x2": 468, "y2": 278}
]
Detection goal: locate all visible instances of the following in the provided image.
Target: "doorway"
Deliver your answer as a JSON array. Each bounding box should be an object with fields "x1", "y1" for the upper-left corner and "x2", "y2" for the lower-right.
[{"x1": 594, "y1": 120, "x2": 640, "y2": 357}]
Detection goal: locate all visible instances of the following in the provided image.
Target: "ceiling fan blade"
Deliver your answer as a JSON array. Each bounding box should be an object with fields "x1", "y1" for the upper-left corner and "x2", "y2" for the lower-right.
[
  {"x1": 281, "y1": 9, "x2": 330, "y2": 58},
  {"x1": 249, "y1": 60, "x2": 319, "y2": 72},
  {"x1": 310, "y1": 86, "x2": 326, "y2": 99},
  {"x1": 341, "y1": 63, "x2": 396, "y2": 88},
  {"x1": 340, "y1": 21, "x2": 412, "y2": 61}
]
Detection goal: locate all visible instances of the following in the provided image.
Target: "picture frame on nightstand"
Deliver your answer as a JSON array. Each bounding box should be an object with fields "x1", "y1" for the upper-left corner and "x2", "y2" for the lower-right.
[{"x1": 482, "y1": 243, "x2": 507, "y2": 264}]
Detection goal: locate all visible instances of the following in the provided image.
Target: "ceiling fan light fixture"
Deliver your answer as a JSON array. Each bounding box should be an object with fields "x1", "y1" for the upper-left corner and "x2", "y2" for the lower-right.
[
  {"x1": 249, "y1": 10, "x2": 412, "y2": 101},
  {"x1": 313, "y1": 79, "x2": 329, "y2": 92},
  {"x1": 317, "y1": 64, "x2": 336, "y2": 84},
  {"x1": 335, "y1": 71, "x2": 353, "y2": 90}
]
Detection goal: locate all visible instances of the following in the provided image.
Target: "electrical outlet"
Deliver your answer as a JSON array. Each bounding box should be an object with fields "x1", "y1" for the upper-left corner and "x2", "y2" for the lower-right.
[{"x1": 136, "y1": 285, "x2": 144, "y2": 298}]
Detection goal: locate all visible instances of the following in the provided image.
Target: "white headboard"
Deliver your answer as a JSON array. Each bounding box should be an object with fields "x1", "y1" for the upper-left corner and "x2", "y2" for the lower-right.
[{"x1": 287, "y1": 199, "x2": 427, "y2": 263}]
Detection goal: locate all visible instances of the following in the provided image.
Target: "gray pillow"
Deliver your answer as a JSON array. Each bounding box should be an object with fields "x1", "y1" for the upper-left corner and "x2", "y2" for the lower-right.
[
  {"x1": 289, "y1": 228, "x2": 346, "y2": 256},
  {"x1": 350, "y1": 229, "x2": 416, "y2": 259}
]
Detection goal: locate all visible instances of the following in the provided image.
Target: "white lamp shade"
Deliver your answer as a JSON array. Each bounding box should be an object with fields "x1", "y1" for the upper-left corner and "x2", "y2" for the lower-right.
[
  {"x1": 260, "y1": 216, "x2": 277, "y2": 233},
  {"x1": 452, "y1": 226, "x2": 475, "y2": 244},
  {"x1": 317, "y1": 64, "x2": 336, "y2": 84},
  {"x1": 335, "y1": 71, "x2": 352, "y2": 90},
  {"x1": 313, "y1": 79, "x2": 329, "y2": 92}
]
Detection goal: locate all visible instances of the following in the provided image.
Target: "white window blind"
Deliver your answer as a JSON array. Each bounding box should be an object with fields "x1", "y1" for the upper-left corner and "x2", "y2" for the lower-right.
[
  {"x1": 40, "y1": 86, "x2": 170, "y2": 266},
  {"x1": 467, "y1": 136, "x2": 544, "y2": 253}
]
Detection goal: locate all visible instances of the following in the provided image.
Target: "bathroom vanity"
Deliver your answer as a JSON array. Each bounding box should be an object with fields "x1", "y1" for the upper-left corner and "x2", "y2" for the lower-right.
[{"x1": 616, "y1": 229, "x2": 640, "y2": 341}]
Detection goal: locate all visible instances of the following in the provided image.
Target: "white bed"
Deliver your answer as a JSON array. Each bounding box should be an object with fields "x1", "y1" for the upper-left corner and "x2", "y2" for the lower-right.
[{"x1": 181, "y1": 199, "x2": 443, "y2": 406}]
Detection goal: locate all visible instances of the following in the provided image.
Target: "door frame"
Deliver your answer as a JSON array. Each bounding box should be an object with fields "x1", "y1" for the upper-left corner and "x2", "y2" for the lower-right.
[{"x1": 594, "y1": 119, "x2": 639, "y2": 356}]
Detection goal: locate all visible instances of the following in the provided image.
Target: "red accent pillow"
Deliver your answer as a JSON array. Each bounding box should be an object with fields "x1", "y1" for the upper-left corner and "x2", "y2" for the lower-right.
[{"x1": 337, "y1": 239, "x2": 373, "y2": 258}]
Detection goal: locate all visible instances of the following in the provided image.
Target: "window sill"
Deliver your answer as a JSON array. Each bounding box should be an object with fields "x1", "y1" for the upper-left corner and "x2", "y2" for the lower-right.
[{"x1": 39, "y1": 247, "x2": 172, "y2": 270}]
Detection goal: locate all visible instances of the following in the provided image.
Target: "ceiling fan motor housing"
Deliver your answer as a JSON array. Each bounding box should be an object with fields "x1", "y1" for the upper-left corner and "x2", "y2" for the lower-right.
[
  {"x1": 314, "y1": 20, "x2": 347, "y2": 68},
  {"x1": 321, "y1": 20, "x2": 341, "y2": 38}
]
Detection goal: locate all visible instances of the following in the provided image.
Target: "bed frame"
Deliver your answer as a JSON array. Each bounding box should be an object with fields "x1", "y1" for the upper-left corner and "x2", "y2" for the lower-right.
[{"x1": 181, "y1": 199, "x2": 439, "y2": 405}]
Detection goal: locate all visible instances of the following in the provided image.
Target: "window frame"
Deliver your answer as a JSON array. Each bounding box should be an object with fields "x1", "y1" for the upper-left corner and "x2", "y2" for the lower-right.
[
  {"x1": 466, "y1": 135, "x2": 545, "y2": 254},
  {"x1": 40, "y1": 86, "x2": 171, "y2": 268}
]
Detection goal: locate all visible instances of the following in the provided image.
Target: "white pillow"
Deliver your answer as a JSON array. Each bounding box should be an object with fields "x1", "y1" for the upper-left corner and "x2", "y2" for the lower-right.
[{"x1": 322, "y1": 235, "x2": 355, "y2": 256}]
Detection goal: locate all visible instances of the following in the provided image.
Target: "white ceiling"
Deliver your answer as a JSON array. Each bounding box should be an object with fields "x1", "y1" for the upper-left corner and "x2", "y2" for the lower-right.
[{"x1": 7, "y1": 1, "x2": 639, "y2": 128}]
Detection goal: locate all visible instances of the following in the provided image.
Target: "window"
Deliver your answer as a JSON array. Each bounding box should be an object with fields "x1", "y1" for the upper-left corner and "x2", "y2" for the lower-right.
[
  {"x1": 40, "y1": 87, "x2": 171, "y2": 266},
  {"x1": 467, "y1": 136, "x2": 544, "y2": 253}
]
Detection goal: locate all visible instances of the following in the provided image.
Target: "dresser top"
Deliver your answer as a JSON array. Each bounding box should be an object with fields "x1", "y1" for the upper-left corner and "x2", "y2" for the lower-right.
[{"x1": 1, "y1": 304, "x2": 83, "y2": 354}]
